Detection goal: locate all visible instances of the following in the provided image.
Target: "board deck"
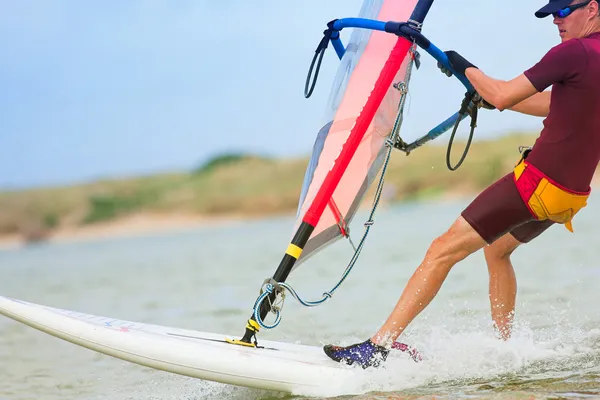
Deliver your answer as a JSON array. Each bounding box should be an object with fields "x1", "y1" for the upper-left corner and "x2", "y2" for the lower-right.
[{"x1": 0, "y1": 296, "x2": 370, "y2": 395}]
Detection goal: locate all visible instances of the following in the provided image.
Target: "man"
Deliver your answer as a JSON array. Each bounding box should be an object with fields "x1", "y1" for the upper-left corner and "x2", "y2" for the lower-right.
[{"x1": 324, "y1": 0, "x2": 600, "y2": 369}]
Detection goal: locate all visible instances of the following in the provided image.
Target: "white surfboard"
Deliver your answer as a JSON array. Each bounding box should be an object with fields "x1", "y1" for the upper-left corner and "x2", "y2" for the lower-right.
[{"x1": 0, "y1": 296, "x2": 379, "y2": 396}]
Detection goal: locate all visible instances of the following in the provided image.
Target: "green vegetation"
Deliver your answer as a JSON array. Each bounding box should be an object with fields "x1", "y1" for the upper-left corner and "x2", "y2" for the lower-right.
[
  {"x1": 3, "y1": 132, "x2": 590, "y2": 240},
  {"x1": 194, "y1": 152, "x2": 272, "y2": 175}
]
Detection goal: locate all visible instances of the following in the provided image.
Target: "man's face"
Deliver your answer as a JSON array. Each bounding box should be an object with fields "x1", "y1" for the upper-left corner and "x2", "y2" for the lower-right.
[{"x1": 554, "y1": 0, "x2": 596, "y2": 42}]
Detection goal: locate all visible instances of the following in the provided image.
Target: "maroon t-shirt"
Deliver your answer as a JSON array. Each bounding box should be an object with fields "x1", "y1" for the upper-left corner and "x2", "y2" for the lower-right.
[{"x1": 523, "y1": 32, "x2": 600, "y2": 192}]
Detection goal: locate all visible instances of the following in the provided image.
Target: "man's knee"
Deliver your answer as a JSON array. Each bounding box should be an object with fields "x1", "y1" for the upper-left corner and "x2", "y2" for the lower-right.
[
  {"x1": 426, "y1": 217, "x2": 487, "y2": 265},
  {"x1": 484, "y1": 233, "x2": 522, "y2": 261}
]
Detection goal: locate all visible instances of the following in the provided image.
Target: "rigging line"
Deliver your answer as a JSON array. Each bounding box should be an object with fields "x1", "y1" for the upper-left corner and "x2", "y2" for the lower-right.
[{"x1": 252, "y1": 50, "x2": 417, "y2": 330}]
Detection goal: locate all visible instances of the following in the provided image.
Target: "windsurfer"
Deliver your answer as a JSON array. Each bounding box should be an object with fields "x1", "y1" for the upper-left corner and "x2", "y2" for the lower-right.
[{"x1": 324, "y1": 0, "x2": 600, "y2": 368}]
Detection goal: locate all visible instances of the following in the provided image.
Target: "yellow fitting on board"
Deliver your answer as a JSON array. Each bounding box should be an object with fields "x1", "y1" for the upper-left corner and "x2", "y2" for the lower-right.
[
  {"x1": 225, "y1": 338, "x2": 256, "y2": 347},
  {"x1": 285, "y1": 244, "x2": 302, "y2": 259},
  {"x1": 246, "y1": 319, "x2": 260, "y2": 332}
]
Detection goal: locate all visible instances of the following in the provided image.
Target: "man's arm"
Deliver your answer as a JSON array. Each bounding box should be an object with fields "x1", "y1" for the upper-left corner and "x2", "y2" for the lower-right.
[
  {"x1": 465, "y1": 68, "x2": 549, "y2": 116},
  {"x1": 507, "y1": 91, "x2": 551, "y2": 117}
]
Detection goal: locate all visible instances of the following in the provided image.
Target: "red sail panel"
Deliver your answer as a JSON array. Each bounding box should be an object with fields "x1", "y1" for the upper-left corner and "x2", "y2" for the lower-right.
[{"x1": 293, "y1": 0, "x2": 418, "y2": 266}]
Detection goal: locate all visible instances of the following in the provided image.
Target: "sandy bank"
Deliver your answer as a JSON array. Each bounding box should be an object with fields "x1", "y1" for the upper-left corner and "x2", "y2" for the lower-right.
[
  {"x1": 3, "y1": 171, "x2": 599, "y2": 252},
  {"x1": 0, "y1": 212, "x2": 250, "y2": 251}
]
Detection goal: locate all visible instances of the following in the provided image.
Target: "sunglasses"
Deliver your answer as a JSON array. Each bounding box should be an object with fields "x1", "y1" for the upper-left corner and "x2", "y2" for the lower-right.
[{"x1": 553, "y1": 0, "x2": 592, "y2": 18}]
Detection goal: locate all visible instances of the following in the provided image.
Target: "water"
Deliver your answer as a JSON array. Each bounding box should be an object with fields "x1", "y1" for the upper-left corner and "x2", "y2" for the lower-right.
[{"x1": 1, "y1": 198, "x2": 600, "y2": 400}]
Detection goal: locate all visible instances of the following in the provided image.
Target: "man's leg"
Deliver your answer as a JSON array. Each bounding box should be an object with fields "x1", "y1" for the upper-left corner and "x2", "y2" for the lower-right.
[
  {"x1": 323, "y1": 215, "x2": 488, "y2": 367},
  {"x1": 323, "y1": 173, "x2": 538, "y2": 368},
  {"x1": 486, "y1": 219, "x2": 554, "y2": 340},
  {"x1": 484, "y1": 233, "x2": 522, "y2": 341},
  {"x1": 371, "y1": 216, "x2": 487, "y2": 346},
  {"x1": 370, "y1": 173, "x2": 539, "y2": 345}
]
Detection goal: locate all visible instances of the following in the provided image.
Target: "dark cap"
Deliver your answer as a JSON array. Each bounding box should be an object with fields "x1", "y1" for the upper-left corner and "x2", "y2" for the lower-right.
[{"x1": 535, "y1": 0, "x2": 574, "y2": 18}]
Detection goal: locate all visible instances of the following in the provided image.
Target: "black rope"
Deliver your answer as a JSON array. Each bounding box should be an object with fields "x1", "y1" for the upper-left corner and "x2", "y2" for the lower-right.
[
  {"x1": 304, "y1": 22, "x2": 337, "y2": 99},
  {"x1": 304, "y1": 42, "x2": 327, "y2": 98},
  {"x1": 446, "y1": 91, "x2": 478, "y2": 171}
]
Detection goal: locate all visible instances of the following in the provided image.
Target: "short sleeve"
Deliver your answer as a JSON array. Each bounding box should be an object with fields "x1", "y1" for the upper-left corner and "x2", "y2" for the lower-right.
[{"x1": 524, "y1": 39, "x2": 587, "y2": 92}]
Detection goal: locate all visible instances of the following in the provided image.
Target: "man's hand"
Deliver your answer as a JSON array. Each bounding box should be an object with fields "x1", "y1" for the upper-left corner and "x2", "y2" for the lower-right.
[
  {"x1": 437, "y1": 50, "x2": 478, "y2": 77},
  {"x1": 437, "y1": 51, "x2": 495, "y2": 110},
  {"x1": 437, "y1": 60, "x2": 453, "y2": 77},
  {"x1": 481, "y1": 99, "x2": 496, "y2": 110}
]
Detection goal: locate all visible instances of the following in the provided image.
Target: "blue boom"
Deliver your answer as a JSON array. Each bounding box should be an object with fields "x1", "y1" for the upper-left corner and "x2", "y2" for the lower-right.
[{"x1": 304, "y1": 2, "x2": 483, "y2": 161}]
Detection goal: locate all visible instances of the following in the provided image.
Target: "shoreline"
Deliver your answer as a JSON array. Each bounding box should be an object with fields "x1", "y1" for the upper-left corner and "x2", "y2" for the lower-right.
[
  {"x1": 0, "y1": 212, "x2": 255, "y2": 251},
  {"x1": 0, "y1": 192, "x2": 474, "y2": 251},
  {"x1": 3, "y1": 171, "x2": 599, "y2": 252}
]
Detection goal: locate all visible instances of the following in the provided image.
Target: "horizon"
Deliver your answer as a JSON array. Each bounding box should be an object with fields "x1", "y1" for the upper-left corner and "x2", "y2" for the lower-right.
[{"x1": 1, "y1": 1, "x2": 558, "y2": 190}]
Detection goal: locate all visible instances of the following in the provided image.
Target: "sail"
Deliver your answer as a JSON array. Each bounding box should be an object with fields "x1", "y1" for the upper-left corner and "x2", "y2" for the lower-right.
[{"x1": 294, "y1": 0, "x2": 419, "y2": 266}]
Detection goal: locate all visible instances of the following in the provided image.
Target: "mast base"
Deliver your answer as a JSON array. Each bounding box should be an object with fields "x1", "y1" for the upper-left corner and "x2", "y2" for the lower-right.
[{"x1": 226, "y1": 319, "x2": 260, "y2": 347}]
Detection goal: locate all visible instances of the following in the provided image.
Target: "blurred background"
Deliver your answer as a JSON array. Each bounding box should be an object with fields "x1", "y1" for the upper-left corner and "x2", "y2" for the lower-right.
[
  {"x1": 0, "y1": 0, "x2": 563, "y2": 246},
  {"x1": 2, "y1": 1, "x2": 599, "y2": 400}
]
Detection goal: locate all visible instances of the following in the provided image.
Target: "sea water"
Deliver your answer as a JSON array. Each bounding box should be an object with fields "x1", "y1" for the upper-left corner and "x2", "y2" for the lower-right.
[{"x1": 1, "y1": 197, "x2": 599, "y2": 399}]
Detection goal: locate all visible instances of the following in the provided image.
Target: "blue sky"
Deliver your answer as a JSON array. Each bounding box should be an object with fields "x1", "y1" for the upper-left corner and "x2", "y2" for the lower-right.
[{"x1": 0, "y1": 1, "x2": 559, "y2": 189}]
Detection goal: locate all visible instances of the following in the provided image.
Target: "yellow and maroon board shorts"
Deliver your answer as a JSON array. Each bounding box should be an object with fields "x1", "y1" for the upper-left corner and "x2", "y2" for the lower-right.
[{"x1": 461, "y1": 173, "x2": 554, "y2": 244}]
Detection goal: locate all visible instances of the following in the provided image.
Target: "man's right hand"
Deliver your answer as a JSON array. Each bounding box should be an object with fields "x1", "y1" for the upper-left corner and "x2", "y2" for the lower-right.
[{"x1": 481, "y1": 99, "x2": 496, "y2": 110}]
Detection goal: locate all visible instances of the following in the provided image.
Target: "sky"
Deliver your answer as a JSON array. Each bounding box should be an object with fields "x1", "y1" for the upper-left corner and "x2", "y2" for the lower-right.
[{"x1": 0, "y1": 0, "x2": 560, "y2": 190}]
